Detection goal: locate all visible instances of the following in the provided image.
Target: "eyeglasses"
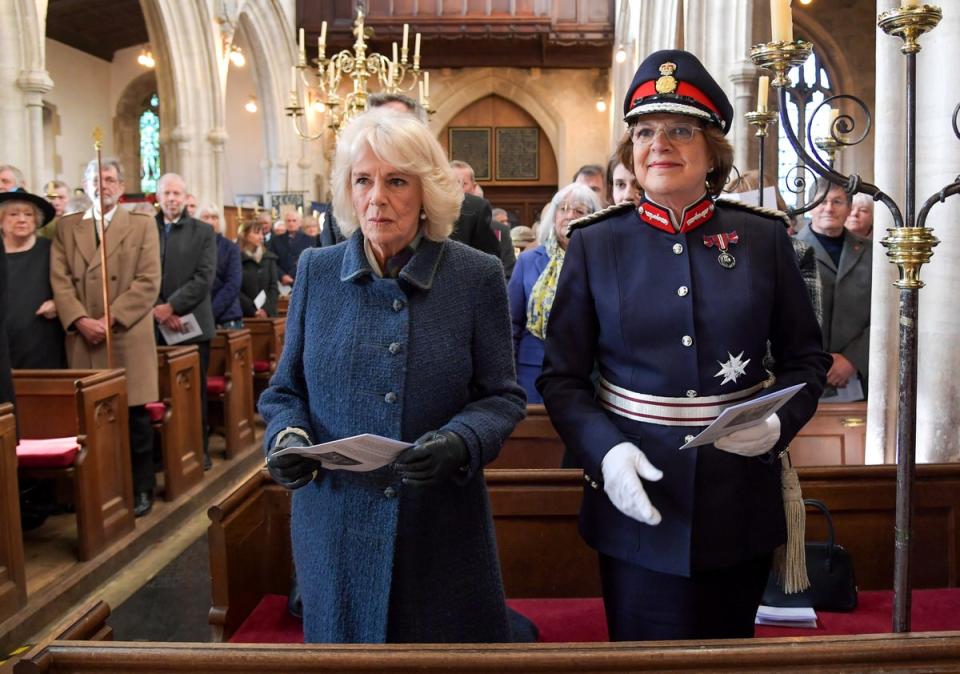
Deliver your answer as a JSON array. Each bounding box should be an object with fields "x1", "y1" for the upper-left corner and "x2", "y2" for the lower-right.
[
  {"x1": 630, "y1": 122, "x2": 704, "y2": 145},
  {"x1": 557, "y1": 203, "x2": 591, "y2": 218}
]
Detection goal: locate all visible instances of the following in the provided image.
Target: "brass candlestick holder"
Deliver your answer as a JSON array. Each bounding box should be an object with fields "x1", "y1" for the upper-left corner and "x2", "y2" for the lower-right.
[
  {"x1": 748, "y1": 40, "x2": 813, "y2": 87},
  {"x1": 878, "y1": 4, "x2": 943, "y2": 54},
  {"x1": 744, "y1": 110, "x2": 779, "y2": 207},
  {"x1": 813, "y1": 135, "x2": 841, "y2": 167}
]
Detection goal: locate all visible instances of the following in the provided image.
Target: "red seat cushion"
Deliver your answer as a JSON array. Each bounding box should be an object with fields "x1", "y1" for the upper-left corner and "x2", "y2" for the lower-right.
[
  {"x1": 207, "y1": 375, "x2": 226, "y2": 395},
  {"x1": 229, "y1": 590, "x2": 960, "y2": 644},
  {"x1": 17, "y1": 437, "x2": 81, "y2": 469},
  {"x1": 145, "y1": 401, "x2": 167, "y2": 423},
  {"x1": 253, "y1": 360, "x2": 271, "y2": 373}
]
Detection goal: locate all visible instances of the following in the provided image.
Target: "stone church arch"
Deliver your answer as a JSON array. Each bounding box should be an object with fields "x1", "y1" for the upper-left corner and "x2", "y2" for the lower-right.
[{"x1": 439, "y1": 93, "x2": 559, "y2": 227}]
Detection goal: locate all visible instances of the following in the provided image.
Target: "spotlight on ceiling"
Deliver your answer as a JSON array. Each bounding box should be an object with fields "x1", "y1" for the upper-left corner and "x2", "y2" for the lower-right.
[
  {"x1": 245, "y1": 95, "x2": 258, "y2": 113},
  {"x1": 614, "y1": 45, "x2": 627, "y2": 63},
  {"x1": 229, "y1": 46, "x2": 246, "y2": 67},
  {"x1": 137, "y1": 49, "x2": 156, "y2": 68},
  {"x1": 596, "y1": 98, "x2": 607, "y2": 113}
]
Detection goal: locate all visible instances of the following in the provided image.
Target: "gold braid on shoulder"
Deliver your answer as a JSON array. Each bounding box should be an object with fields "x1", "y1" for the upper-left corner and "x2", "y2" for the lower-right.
[
  {"x1": 565, "y1": 202, "x2": 635, "y2": 237},
  {"x1": 715, "y1": 198, "x2": 791, "y2": 229}
]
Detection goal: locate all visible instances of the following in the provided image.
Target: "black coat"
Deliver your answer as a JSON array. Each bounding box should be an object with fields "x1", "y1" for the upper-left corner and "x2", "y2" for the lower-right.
[
  {"x1": 240, "y1": 248, "x2": 279, "y2": 317},
  {"x1": 155, "y1": 212, "x2": 217, "y2": 343},
  {"x1": 449, "y1": 194, "x2": 500, "y2": 257},
  {"x1": 0, "y1": 237, "x2": 14, "y2": 406}
]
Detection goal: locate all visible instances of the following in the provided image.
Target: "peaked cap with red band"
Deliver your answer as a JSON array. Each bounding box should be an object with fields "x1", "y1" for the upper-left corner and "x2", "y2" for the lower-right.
[{"x1": 623, "y1": 49, "x2": 733, "y2": 135}]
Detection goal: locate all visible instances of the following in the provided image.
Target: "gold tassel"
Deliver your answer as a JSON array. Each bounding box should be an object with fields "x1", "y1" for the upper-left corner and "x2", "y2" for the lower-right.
[{"x1": 774, "y1": 451, "x2": 810, "y2": 593}]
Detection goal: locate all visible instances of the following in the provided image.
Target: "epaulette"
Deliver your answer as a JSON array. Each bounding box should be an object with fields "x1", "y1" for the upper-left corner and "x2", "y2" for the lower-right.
[
  {"x1": 715, "y1": 198, "x2": 791, "y2": 229},
  {"x1": 566, "y1": 201, "x2": 635, "y2": 236}
]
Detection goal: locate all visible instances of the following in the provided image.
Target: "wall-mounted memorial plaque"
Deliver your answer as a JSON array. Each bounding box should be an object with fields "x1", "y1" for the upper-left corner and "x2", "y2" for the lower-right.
[
  {"x1": 495, "y1": 127, "x2": 539, "y2": 181},
  {"x1": 268, "y1": 192, "x2": 305, "y2": 213},
  {"x1": 449, "y1": 128, "x2": 491, "y2": 181}
]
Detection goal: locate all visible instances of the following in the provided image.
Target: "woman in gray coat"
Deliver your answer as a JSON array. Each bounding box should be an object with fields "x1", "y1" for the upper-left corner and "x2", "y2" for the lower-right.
[{"x1": 258, "y1": 108, "x2": 526, "y2": 644}]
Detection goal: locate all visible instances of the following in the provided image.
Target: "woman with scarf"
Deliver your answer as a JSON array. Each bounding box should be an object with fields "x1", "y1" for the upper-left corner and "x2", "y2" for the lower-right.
[{"x1": 507, "y1": 183, "x2": 602, "y2": 404}]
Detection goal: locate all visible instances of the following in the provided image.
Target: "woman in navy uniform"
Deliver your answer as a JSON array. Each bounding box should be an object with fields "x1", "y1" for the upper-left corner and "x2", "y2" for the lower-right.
[{"x1": 537, "y1": 50, "x2": 829, "y2": 641}]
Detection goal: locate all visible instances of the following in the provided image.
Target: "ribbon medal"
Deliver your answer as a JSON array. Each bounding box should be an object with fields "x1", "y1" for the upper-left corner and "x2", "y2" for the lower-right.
[{"x1": 703, "y1": 231, "x2": 739, "y2": 269}]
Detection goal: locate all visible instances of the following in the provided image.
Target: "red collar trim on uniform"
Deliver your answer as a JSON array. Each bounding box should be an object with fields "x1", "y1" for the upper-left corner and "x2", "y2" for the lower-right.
[
  {"x1": 630, "y1": 81, "x2": 721, "y2": 117},
  {"x1": 637, "y1": 195, "x2": 715, "y2": 234}
]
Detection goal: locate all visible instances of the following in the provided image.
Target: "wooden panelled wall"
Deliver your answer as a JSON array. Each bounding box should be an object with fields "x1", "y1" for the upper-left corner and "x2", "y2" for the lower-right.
[{"x1": 440, "y1": 94, "x2": 558, "y2": 227}]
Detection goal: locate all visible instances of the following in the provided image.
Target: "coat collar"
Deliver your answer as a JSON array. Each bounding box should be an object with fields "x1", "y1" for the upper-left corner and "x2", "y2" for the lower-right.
[
  {"x1": 637, "y1": 194, "x2": 715, "y2": 234},
  {"x1": 76, "y1": 207, "x2": 133, "y2": 268},
  {"x1": 836, "y1": 232, "x2": 868, "y2": 283},
  {"x1": 340, "y1": 230, "x2": 444, "y2": 291}
]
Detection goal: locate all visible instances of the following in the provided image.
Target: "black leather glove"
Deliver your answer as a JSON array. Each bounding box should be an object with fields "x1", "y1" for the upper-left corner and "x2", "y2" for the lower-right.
[
  {"x1": 393, "y1": 430, "x2": 469, "y2": 486},
  {"x1": 266, "y1": 430, "x2": 317, "y2": 490}
]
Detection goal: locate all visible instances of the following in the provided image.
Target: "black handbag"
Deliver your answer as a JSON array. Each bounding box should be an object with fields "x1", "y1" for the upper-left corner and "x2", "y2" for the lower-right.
[{"x1": 762, "y1": 498, "x2": 858, "y2": 612}]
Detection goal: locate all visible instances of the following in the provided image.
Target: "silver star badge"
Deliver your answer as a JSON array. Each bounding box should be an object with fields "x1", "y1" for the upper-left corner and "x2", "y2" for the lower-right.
[{"x1": 714, "y1": 351, "x2": 750, "y2": 386}]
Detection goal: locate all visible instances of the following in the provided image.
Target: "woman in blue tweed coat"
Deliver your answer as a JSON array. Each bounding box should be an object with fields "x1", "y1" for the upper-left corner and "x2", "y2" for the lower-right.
[{"x1": 258, "y1": 108, "x2": 526, "y2": 644}]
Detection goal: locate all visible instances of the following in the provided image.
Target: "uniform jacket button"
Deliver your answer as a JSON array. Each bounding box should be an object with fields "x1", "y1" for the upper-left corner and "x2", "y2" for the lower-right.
[
  {"x1": 384, "y1": 486, "x2": 397, "y2": 498},
  {"x1": 681, "y1": 335, "x2": 693, "y2": 347},
  {"x1": 673, "y1": 243, "x2": 684, "y2": 255},
  {"x1": 388, "y1": 342, "x2": 401, "y2": 355},
  {"x1": 590, "y1": 481, "x2": 599, "y2": 489},
  {"x1": 392, "y1": 299, "x2": 405, "y2": 312},
  {"x1": 684, "y1": 434, "x2": 695, "y2": 444},
  {"x1": 677, "y1": 286, "x2": 689, "y2": 297},
  {"x1": 384, "y1": 392, "x2": 398, "y2": 403},
  {"x1": 584, "y1": 473, "x2": 591, "y2": 482},
  {"x1": 686, "y1": 389, "x2": 698, "y2": 398}
]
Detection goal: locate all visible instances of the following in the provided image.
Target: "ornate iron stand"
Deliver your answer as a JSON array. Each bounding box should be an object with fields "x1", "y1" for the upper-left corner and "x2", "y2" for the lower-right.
[{"x1": 751, "y1": 2, "x2": 952, "y2": 632}]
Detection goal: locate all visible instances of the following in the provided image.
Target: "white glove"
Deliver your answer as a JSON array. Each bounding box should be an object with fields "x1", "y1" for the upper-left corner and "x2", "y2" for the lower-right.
[
  {"x1": 713, "y1": 413, "x2": 781, "y2": 457},
  {"x1": 600, "y1": 442, "x2": 663, "y2": 526}
]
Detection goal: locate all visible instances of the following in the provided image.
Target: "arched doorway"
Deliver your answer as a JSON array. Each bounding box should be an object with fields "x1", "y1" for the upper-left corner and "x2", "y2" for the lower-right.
[{"x1": 439, "y1": 94, "x2": 558, "y2": 227}]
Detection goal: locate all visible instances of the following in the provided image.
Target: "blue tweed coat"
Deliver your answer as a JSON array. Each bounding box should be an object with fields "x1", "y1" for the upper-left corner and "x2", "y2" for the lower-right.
[{"x1": 259, "y1": 232, "x2": 526, "y2": 644}]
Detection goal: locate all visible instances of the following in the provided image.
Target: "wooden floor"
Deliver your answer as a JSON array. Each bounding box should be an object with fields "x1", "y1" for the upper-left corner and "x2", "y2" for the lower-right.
[{"x1": 0, "y1": 425, "x2": 265, "y2": 656}]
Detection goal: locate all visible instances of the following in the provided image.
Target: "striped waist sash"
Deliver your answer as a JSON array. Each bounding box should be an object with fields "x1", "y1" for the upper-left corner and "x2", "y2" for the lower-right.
[{"x1": 597, "y1": 376, "x2": 771, "y2": 427}]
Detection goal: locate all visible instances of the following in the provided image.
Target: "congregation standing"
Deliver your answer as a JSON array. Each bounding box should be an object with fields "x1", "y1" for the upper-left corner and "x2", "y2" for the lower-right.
[{"x1": 2, "y1": 44, "x2": 874, "y2": 645}]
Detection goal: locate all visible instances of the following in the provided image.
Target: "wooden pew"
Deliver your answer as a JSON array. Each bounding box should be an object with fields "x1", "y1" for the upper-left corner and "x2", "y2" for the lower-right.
[
  {"x1": 155, "y1": 346, "x2": 205, "y2": 501},
  {"x1": 14, "y1": 632, "x2": 960, "y2": 672},
  {"x1": 244, "y1": 317, "x2": 285, "y2": 402},
  {"x1": 207, "y1": 464, "x2": 960, "y2": 643},
  {"x1": 492, "y1": 402, "x2": 870, "y2": 470},
  {"x1": 790, "y1": 401, "x2": 867, "y2": 466},
  {"x1": 207, "y1": 330, "x2": 256, "y2": 459},
  {"x1": 0, "y1": 403, "x2": 26, "y2": 624},
  {"x1": 13, "y1": 369, "x2": 135, "y2": 561},
  {"x1": 277, "y1": 294, "x2": 289, "y2": 318}
]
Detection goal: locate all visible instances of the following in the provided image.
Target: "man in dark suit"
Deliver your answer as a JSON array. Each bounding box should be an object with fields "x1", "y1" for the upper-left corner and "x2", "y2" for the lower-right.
[
  {"x1": 491, "y1": 207, "x2": 517, "y2": 279},
  {"x1": 154, "y1": 172, "x2": 216, "y2": 467},
  {"x1": 795, "y1": 182, "x2": 871, "y2": 398},
  {"x1": 269, "y1": 209, "x2": 315, "y2": 284},
  {"x1": 367, "y1": 93, "x2": 500, "y2": 259}
]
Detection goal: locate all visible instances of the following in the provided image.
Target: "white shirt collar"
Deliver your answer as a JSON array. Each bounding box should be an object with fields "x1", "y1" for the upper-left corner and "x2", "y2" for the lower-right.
[{"x1": 83, "y1": 205, "x2": 119, "y2": 227}]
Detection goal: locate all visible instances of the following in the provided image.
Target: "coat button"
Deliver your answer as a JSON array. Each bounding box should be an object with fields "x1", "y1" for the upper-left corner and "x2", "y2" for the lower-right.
[
  {"x1": 384, "y1": 392, "x2": 398, "y2": 403},
  {"x1": 677, "y1": 286, "x2": 689, "y2": 297},
  {"x1": 684, "y1": 434, "x2": 695, "y2": 444},
  {"x1": 686, "y1": 389, "x2": 697, "y2": 398},
  {"x1": 384, "y1": 486, "x2": 397, "y2": 498},
  {"x1": 681, "y1": 335, "x2": 693, "y2": 347},
  {"x1": 392, "y1": 299, "x2": 405, "y2": 312},
  {"x1": 584, "y1": 473, "x2": 591, "y2": 482},
  {"x1": 590, "y1": 481, "x2": 599, "y2": 489},
  {"x1": 673, "y1": 243, "x2": 684, "y2": 255},
  {"x1": 388, "y1": 342, "x2": 402, "y2": 355}
]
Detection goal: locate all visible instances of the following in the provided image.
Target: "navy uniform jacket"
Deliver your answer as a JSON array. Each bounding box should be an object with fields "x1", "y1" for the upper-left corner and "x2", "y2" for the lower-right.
[{"x1": 537, "y1": 198, "x2": 829, "y2": 576}]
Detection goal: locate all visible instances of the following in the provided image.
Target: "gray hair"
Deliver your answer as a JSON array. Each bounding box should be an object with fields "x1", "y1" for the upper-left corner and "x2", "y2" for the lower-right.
[
  {"x1": 491, "y1": 207, "x2": 508, "y2": 220},
  {"x1": 851, "y1": 193, "x2": 874, "y2": 211},
  {"x1": 0, "y1": 164, "x2": 25, "y2": 187},
  {"x1": 367, "y1": 92, "x2": 428, "y2": 123},
  {"x1": 332, "y1": 108, "x2": 462, "y2": 241},
  {"x1": 157, "y1": 172, "x2": 187, "y2": 192},
  {"x1": 539, "y1": 182, "x2": 603, "y2": 245},
  {"x1": 83, "y1": 158, "x2": 124, "y2": 184}
]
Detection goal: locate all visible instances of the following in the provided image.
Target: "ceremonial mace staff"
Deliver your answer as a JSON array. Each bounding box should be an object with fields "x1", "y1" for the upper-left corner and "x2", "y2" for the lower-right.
[{"x1": 92, "y1": 128, "x2": 114, "y2": 368}]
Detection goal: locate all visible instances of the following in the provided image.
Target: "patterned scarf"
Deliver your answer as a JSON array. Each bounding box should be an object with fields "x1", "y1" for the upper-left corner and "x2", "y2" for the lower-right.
[{"x1": 526, "y1": 238, "x2": 565, "y2": 340}]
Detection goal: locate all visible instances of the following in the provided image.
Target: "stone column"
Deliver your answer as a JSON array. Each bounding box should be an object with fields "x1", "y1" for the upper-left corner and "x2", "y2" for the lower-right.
[
  {"x1": 867, "y1": 0, "x2": 960, "y2": 464},
  {"x1": 17, "y1": 69, "x2": 54, "y2": 190},
  {"x1": 728, "y1": 59, "x2": 761, "y2": 175}
]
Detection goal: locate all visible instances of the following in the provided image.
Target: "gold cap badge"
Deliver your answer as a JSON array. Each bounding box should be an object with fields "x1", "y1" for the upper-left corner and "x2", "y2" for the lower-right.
[{"x1": 655, "y1": 62, "x2": 678, "y2": 94}]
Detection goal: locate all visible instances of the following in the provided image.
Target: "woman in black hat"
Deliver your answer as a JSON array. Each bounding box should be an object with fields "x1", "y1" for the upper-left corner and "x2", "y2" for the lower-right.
[
  {"x1": 1, "y1": 190, "x2": 66, "y2": 368},
  {"x1": 537, "y1": 50, "x2": 829, "y2": 640}
]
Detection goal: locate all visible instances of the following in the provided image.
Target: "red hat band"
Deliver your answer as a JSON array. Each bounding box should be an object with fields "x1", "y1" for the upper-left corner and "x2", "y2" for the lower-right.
[{"x1": 629, "y1": 80, "x2": 721, "y2": 118}]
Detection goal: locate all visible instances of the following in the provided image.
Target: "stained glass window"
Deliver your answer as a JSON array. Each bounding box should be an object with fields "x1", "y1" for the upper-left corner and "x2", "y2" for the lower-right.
[
  {"x1": 139, "y1": 94, "x2": 160, "y2": 194},
  {"x1": 777, "y1": 49, "x2": 834, "y2": 211}
]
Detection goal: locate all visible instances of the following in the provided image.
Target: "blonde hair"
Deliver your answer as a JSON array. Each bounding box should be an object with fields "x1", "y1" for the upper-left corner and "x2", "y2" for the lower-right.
[{"x1": 331, "y1": 108, "x2": 462, "y2": 240}]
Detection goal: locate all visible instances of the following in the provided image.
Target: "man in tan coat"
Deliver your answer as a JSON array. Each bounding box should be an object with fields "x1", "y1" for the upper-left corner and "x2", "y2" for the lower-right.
[{"x1": 50, "y1": 158, "x2": 162, "y2": 516}]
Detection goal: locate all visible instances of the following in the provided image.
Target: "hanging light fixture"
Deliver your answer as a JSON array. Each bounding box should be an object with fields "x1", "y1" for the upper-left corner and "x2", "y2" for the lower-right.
[
  {"x1": 245, "y1": 95, "x2": 258, "y2": 113},
  {"x1": 614, "y1": 44, "x2": 627, "y2": 63},
  {"x1": 595, "y1": 98, "x2": 607, "y2": 113},
  {"x1": 229, "y1": 46, "x2": 246, "y2": 67},
  {"x1": 137, "y1": 49, "x2": 156, "y2": 68}
]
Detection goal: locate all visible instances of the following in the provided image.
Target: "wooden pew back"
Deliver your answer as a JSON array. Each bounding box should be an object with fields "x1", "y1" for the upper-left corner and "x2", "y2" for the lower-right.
[
  {"x1": 208, "y1": 330, "x2": 256, "y2": 459},
  {"x1": 208, "y1": 464, "x2": 960, "y2": 642},
  {"x1": 490, "y1": 405, "x2": 563, "y2": 469},
  {"x1": 244, "y1": 318, "x2": 285, "y2": 403},
  {"x1": 12, "y1": 369, "x2": 134, "y2": 560},
  {"x1": 0, "y1": 404, "x2": 26, "y2": 624},
  {"x1": 156, "y1": 346, "x2": 204, "y2": 500},
  {"x1": 15, "y1": 632, "x2": 960, "y2": 673}
]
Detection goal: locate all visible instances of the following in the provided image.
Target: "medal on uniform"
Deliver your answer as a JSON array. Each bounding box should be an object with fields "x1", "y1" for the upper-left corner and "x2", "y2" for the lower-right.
[{"x1": 703, "y1": 231, "x2": 739, "y2": 269}]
